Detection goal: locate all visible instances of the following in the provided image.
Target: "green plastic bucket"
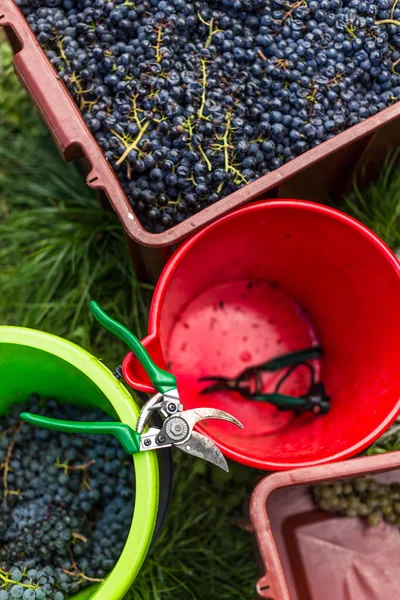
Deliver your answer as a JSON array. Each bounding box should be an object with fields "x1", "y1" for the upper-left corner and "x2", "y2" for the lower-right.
[{"x1": 0, "y1": 326, "x2": 159, "y2": 600}]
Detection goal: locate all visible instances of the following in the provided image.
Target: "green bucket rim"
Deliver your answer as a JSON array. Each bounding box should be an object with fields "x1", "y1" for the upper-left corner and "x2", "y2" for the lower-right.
[{"x1": 0, "y1": 326, "x2": 159, "y2": 600}]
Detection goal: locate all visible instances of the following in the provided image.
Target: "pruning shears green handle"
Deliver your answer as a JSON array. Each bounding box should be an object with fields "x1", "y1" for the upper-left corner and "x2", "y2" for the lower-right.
[
  {"x1": 252, "y1": 393, "x2": 331, "y2": 414},
  {"x1": 261, "y1": 346, "x2": 323, "y2": 372},
  {"x1": 20, "y1": 412, "x2": 141, "y2": 454},
  {"x1": 90, "y1": 300, "x2": 176, "y2": 395},
  {"x1": 20, "y1": 302, "x2": 244, "y2": 471}
]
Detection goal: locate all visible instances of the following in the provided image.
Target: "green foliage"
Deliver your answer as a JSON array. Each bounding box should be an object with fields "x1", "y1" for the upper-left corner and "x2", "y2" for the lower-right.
[
  {"x1": 368, "y1": 420, "x2": 400, "y2": 455},
  {"x1": 0, "y1": 133, "x2": 152, "y2": 361},
  {"x1": 341, "y1": 151, "x2": 400, "y2": 252},
  {"x1": 0, "y1": 36, "x2": 43, "y2": 137}
]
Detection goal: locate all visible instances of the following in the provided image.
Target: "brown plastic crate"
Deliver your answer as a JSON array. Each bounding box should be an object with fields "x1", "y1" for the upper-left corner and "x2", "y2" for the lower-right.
[
  {"x1": 2, "y1": 0, "x2": 400, "y2": 251},
  {"x1": 250, "y1": 451, "x2": 400, "y2": 600}
]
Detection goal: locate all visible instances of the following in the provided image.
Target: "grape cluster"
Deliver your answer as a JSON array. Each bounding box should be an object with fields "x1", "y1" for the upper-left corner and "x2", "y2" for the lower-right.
[
  {"x1": 0, "y1": 395, "x2": 135, "y2": 599},
  {"x1": 15, "y1": 0, "x2": 400, "y2": 232},
  {"x1": 312, "y1": 477, "x2": 400, "y2": 527}
]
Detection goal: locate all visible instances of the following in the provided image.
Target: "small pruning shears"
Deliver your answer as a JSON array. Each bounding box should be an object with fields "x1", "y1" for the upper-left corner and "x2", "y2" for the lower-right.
[
  {"x1": 200, "y1": 346, "x2": 331, "y2": 415},
  {"x1": 21, "y1": 301, "x2": 243, "y2": 472}
]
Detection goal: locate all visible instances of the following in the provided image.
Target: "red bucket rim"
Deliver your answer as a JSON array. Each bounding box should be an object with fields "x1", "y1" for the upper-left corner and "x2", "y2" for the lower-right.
[{"x1": 134, "y1": 200, "x2": 400, "y2": 469}]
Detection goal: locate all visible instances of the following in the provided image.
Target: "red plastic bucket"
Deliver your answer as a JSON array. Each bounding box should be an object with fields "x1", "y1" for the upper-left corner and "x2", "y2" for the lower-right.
[{"x1": 122, "y1": 200, "x2": 400, "y2": 470}]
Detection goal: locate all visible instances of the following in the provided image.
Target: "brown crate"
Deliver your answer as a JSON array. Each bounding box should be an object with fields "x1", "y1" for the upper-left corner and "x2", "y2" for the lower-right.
[
  {"x1": 250, "y1": 451, "x2": 400, "y2": 600},
  {"x1": 2, "y1": 0, "x2": 400, "y2": 251}
]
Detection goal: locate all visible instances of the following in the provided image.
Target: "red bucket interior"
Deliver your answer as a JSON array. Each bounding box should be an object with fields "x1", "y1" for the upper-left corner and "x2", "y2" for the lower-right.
[{"x1": 126, "y1": 201, "x2": 400, "y2": 469}]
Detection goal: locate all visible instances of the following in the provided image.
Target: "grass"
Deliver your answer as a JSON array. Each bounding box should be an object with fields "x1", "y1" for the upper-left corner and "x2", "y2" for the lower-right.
[
  {"x1": 0, "y1": 136, "x2": 152, "y2": 360},
  {"x1": 1, "y1": 35, "x2": 400, "y2": 600},
  {"x1": 0, "y1": 38, "x2": 44, "y2": 139},
  {"x1": 130, "y1": 459, "x2": 260, "y2": 600},
  {"x1": 340, "y1": 150, "x2": 400, "y2": 254}
]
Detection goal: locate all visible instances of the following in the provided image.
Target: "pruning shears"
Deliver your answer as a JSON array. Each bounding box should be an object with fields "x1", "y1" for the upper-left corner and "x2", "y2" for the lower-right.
[
  {"x1": 21, "y1": 301, "x2": 243, "y2": 472},
  {"x1": 200, "y1": 346, "x2": 331, "y2": 415}
]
